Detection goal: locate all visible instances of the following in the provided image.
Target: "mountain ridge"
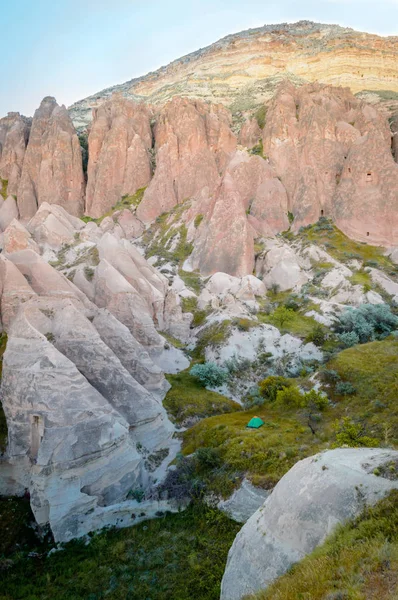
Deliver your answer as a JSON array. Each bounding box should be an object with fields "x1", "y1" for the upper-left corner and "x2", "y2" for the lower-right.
[{"x1": 69, "y1": 20, "x2": 398, "y2": 129}]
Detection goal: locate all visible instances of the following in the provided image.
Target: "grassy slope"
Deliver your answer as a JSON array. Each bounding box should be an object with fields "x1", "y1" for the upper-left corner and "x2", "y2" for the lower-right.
[
  {"x1": 183, "y1": 337, "x2": 398, "y2": 492},
  {"x1": 0, "y1": 504, "x2": 240, "y2": 600},
  {"x1": 289, "y1": 219, "x2": 398, "y2": 275},
  {"x1": 252, "y1": 489, "x2": 398, "y2": 600},
  {"x1": 164, "y1": 370, "x2": 240, "y2": 425}
]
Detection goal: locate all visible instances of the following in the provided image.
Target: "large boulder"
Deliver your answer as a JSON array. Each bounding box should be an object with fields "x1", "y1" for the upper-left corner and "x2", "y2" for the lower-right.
[
  {"x1": 17, "y1": 97, "x2": 84, "y2": 220},
  {"x1": 221, "y1": 448, "x2": 398, "y2": 600},
  {"x1": 85, "y1": 95, "x2": 153, "y2": 218}
]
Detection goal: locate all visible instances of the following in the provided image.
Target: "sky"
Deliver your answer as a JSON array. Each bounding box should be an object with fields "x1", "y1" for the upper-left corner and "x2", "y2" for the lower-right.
[{"x1": 1, "y1": 0, "x2": 398, "y2": 118}]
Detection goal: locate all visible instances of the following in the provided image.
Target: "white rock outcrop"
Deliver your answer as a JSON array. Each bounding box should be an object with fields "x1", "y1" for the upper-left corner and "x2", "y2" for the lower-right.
[
  {"x1": 221, "y1": 448, "x2": 398, "y2": 600},
  {"x1": 0, "y1": 204, "x2": 190, "y2": 542}
]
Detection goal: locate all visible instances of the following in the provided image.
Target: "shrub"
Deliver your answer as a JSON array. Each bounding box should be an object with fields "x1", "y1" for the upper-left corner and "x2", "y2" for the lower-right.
[
  {"x1": 190, "y1": 362, "x2": 229, "y2": 387},
  {"x1": 307, "y1": 323, "x2": 326, "y2": 346},
  {"x1": 276, "y1": 385, "x2": 302, "y2": 407},
  {"x1": 194, "y1": 214, "x2": 204, "y2": 228},
  {"x1": 276, "y1": 386, "x2": 328, "y2": 415},
  {"x1": 321, "y1": 369, "x2": 341, "y2": 383},
  {"x1": 196, "y1": 447, "x2": 222, "y2": 470},
  {"x1": 335, "y1": 382, "x2": 356, "y2": 396},
  {"x1": 259, "y1": 376, "x2": 292, "y2": 401},
  {"x1": 333, "y1": 417, "x2": 379, "y2": 448},
  {"x1": 335, "y1": 304, "x2": 398, "y2": 344},
  {"x1": 338, "y1": 331, "x2": 360, "y2": 348}
]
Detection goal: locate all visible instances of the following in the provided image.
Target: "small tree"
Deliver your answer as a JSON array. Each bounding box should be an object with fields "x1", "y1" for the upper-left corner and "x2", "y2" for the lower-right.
[{"x1": 272, "y1": 306, "x2": 295, "y2": 328}]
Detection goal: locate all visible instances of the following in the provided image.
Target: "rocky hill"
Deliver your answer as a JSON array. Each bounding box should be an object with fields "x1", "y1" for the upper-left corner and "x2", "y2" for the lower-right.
[
  {"x1": 0, "y1": 18, "x2": 398, "y2": 600},
  {"x1": 69, "y1": 21, "x2": 398, "y2": 129}
]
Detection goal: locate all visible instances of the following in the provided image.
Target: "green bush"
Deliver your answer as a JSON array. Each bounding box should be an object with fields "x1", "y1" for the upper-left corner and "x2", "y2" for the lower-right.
[
  {"x1": 306, "y1": 323, "x2": 326, "y2": 346},
  {"x1": 259, "y1": 376, "x2": 292, "y2": 401},
  {"x1": 190, "y1": 362, "x2": 229, "y2": 387},
  {"x1": 335, "y1": 304, "x2": 398, "y2": 344},
  {"x1": 276, "y1": 386, "x2": 302, "y2": 407},
  {"x1": 333, "y1": 417, "x2": 379, "y2": 448},
  {"x1": 272, "y1": 306, "x2": 295, "y2": 327},
  {"x1": 335, "y1": 381, "x2": 356, "y2": 396}
]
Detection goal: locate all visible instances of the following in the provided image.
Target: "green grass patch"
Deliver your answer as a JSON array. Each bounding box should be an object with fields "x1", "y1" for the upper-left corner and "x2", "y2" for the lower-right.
[
  {"x1": 182, "y1": 405, "x2": 326, "y2": 492},
  {"x1": 253, "y1": 489, "x2": 398, "y2": 600},
  {"x1": 192, "y1": 321, "x2": 232, "y2": 361},
  {"x1": 0, "y1": 503, "x2": 240, "y2": 600},
  {"x1": 164, "y1": 370, "x2": 240, "y2": 425},
  {"x1": 194, "y1": 214, "x2": 204, "y2": 228},
  {"x1": 258, "y1": 308, "x2": 320, "y2": 339},
  {"x1": 82, "y1": 187, "x2": 147, "y2": 224},
  {"x1": 183, "y1": 337, "x2": 398, "y2": 494},
  {"x1": 179, "y1": 269, "x2": 203, "y2": 294},
  {"x1": 295, "y1": 218, "x2": 396, "y2": 273},
  {"x1": 255, "y1": 105, "x2": 267, "y2": 129},
  {"x1": 160, "y1": 331, "x2": 186, "y2": 349},
  {"x1": 180, "y1": 297, "x2": 209, "y2": 328},
  {"x1": 327, "y1": 337, "x2": 398, "y2": 445},
  {"x1": 349, "y1": 268, "x2": 372, "y2": 289},
  {"x1": 0, "y1": 178, "x2": 8, "y2": 200}
]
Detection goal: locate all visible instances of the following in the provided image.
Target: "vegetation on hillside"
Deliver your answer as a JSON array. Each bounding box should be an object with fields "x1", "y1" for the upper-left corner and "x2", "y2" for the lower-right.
[
  {"x1": 182, "y1": 337, "x2": 398, "y2": 495},
  {"x1": 164, "y1": 369, "x2": 240, "y2": 425},
  {"x1": 0, "y1": 178, "x2": 8, "y2": 200},
  {"x1": 0, "y1": 503, "x2": 240, "y2": 600},
  {"x1": 81, "y1": 187, "x2": 147, "y2": 224},
  {"x1": 288, "y1": 217, "x2": 398, "y2": 275}
]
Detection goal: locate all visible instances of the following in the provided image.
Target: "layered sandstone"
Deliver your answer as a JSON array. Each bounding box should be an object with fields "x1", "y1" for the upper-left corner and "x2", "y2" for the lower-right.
[
  {"x1": 17, "y1": 97, "x2": 84, "y2": 220},
  {"x1": 85, "y1": 95, "x2": 153, "y2": 218},
  {"x1": 0, "y1": 112, "x2": 31, "y2": 196},
  {"x1": 69, "y1": 22, "x2": 398, "y2": 129}
]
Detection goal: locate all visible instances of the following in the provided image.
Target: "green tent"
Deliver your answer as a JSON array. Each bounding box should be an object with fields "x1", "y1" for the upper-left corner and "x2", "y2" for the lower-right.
[{"x1": 247, "y1": 416, "x2": 264, "y2": 429}]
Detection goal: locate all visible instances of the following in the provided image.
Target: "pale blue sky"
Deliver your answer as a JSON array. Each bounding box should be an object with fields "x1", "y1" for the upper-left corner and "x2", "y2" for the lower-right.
[{"x1": 2, "y1": 0, "x2": 398, "y2": 118}]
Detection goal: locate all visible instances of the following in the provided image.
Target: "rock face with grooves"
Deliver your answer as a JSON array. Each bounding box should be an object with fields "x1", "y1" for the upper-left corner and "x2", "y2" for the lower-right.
[
  {"x1": 85, "y1": 95, "x2": 153, "y2": 218},
  {"x1": 0, "y1": 205, "x2": 189, "y2": 542},
  {"x1": 191, "y1": 151, "x2": 288, "y2": 276},
  {"x1": 136, "y1": 97, "x2": 236, "y2": 223},
  {"x1": 17, "y1": 97, "x2": 84, "y2": 220},
  {"x1": 0, "y1": 112, "x2": 31, "y2": 195},
  {"x1": 262, "y1": 81, "x2": 398, "y2": 246},
  {"x1": 221, "y1": 448, "x2": 398, "y2": 600}
]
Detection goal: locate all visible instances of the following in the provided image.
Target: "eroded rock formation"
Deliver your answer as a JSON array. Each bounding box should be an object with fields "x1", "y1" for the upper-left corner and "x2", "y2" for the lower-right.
[
  {"x1": 85, "y1": 95, "x2": 153, "y2": 218},
  {"x1": 136, "y1": 97, "x2": 236, "y2": 223},
  {"x1": 0, "y1": 112, "x2": 31, "y2": 196},
  {"x1": 0, "y1": 203, "x2": 188, "y2": 541},
  {"x1": 262, "y1": 81, "x2": 398, "y2": 245},
  {"x1": 17, "y1": 97, "x2": 85, "y2": 220}
]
